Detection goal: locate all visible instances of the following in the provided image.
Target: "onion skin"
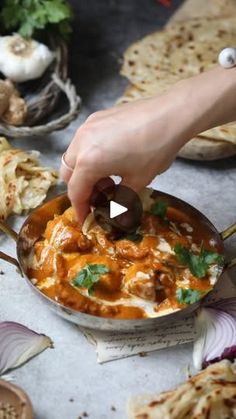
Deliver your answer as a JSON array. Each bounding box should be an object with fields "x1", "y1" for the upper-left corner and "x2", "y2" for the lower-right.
[
  {"x1": 0, "y1": 322, "x2": 53, "y2": 375},
  {"x1": 193, "y1": 298, "x2": 236, "y2": 369}
]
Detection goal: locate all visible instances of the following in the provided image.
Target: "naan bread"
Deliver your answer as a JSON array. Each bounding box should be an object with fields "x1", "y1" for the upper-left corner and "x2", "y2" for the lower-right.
[
  {"x1": 122, "y1": 17, "x2": 236, "y2": 94},
  {"x1": 169, "y1": 0, "x2": 236, "y2": 25},
  {"x1": 119, "y1": 16, "x2": 236, "y2": 146},
  {"x1": 0, "y1": 137, "x2": 58, "y2": 220},
  {"x1": 178, "y1": 136, "x2": 236, "y2": 161},
  {"x1": 121, "y1": 17, "x2": 236, "y2": 94},
  {"x1": 128, "y1": 360, "x2": 236, "y2": 419}
]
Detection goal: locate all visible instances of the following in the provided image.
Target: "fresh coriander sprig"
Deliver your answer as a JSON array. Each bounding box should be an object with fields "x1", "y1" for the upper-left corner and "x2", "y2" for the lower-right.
[
  {"x1": 176, "y1": 288, "x2": 202, "y2": 305},
  {"x1": 174, "y1": 243, "x2": 224, "y2": 278},
  {"x1": 0, "y1": 0, "x2": 73, "y2": 38},
  {"x1": 72, "y1": 264, "x2": 110, "y2": 295}
]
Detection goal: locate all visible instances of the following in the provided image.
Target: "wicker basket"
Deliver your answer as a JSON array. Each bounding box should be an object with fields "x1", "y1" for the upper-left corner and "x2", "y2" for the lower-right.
[{"x1": 0, "y1": 38, "x2": 81, "y2": 138}]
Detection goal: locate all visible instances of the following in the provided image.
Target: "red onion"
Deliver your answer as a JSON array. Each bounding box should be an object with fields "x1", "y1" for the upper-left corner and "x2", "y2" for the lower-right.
[
  {"x1": 0, "y1": 322, "x2": 53, "y2": 375},
  {"x1": 193, "y1": 298, "x2": 236, "y2": 370},
  {"x1": 208, "y1": 298, "x2": 236, "y2": 317}
]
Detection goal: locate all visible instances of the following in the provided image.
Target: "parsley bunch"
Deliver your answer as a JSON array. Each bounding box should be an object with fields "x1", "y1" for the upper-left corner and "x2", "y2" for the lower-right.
[
  {"x1": 72, "y1": 264, "x2": 110, "y2": 296},
  {"x1": 0, "y1": 0, "x2": 73, "y2": 38},
  {"x1": 174, "y1": 243, "x2": 224, "y2": 278}
]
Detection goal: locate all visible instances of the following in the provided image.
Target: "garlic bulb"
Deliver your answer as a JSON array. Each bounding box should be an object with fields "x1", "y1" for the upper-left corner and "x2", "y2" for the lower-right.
[{"x1": 0, "y1": 35, "x2": 55, "y2": 83}]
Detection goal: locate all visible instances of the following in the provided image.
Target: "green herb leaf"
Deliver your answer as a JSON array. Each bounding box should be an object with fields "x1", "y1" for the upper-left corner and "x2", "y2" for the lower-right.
[
  {"x1": 87, "y1": 264, "x2": 110, "y2": 275},
  {"x1": 201, "y1": 249, "x2": 225, "y2": 265},
  {"x1": 72, "y1": 264, "x2": 110, "y2": 295},
  {"x1": 174, "y1": 243, "x2": 224, "y2": 278},
  {"x1": 0, "y1": 0, "x2": 73, "y2": 38},
  {"x1": 150, "y1": 200, "x2": 168, "y2": 219},
  {"x1": 176, "y1": 288, "x2": 202, "y2": 305}
]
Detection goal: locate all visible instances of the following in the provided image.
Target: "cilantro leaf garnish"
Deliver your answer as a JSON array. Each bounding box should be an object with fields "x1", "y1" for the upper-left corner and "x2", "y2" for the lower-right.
[
  {"x1": 150, "y1": 200, "x2": 168, "y2": 219},
  {"x1": 72, "y1": 264, "x2": 110, "y2": 295},
  {"x1": 174, "y1": 243, "x2": 224, "y2": 278},
  {"x1": 201, "y1": 249, "x2": 224, "y2": 265},
  {"x1": 176, "y1": 288, "x2": 202, "y2": 305}
]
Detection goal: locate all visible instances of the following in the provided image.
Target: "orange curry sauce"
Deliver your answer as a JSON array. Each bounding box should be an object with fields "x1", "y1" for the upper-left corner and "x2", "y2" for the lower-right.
[{"x1": 27, "y1": 205, "x2": 222, "y2": 319}]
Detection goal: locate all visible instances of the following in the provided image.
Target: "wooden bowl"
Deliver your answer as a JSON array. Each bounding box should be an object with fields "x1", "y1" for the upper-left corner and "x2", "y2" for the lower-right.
[{"x1": 0, "y1": 379, "x2": 33, "y2": 419}]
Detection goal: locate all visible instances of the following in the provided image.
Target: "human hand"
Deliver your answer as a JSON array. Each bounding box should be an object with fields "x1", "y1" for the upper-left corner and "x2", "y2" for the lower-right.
[
  {"x1": 60, "y1": 66, "x2": 236, "y2": 224},
  {"x1": 60, "y1": 91, "x2": 188, "y2": 223}
]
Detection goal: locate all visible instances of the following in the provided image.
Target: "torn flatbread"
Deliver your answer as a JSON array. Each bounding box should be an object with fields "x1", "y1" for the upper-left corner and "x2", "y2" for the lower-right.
[
  {"x1": 127, "y1": 360, "x2": 236, "y2": 419},
  {"x1": 0, "y1": 137, "x2": 57, "y2": 220}
]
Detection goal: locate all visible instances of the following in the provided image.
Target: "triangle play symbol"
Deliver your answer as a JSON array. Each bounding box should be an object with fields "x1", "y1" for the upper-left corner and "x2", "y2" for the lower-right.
[{"x1": 110, "y1": 200, "x2": 128, "y2": 219}]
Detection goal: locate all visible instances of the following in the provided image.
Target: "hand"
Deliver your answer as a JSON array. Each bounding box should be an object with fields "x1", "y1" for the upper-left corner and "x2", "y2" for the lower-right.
[
  {"x1": 60, "y1": 90, "x2": 188, "y2": 223},
  {"x1": 60, "y1": 66, "x2": 236, "y2": 224}
]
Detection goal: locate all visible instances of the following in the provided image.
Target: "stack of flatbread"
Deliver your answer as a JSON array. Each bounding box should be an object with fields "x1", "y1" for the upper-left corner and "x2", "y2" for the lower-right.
[
  {"x1": 128, "y1": 360, "x2": 236, "y2": 419},
  {"x1": 0, "y1": 137, "x2": 58, "y2": 221},
  {"x1": 118, "y1": 0, "x2": 236, "y2": 160}
]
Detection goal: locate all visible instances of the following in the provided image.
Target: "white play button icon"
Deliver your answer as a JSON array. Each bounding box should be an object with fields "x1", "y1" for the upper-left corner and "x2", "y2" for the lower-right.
[
  {"x1": 93, "y1": 184, "x2": 143, "y2": 232},
  {"x1": 110, "y1": 200, "x2": 128, "y2": 219}
]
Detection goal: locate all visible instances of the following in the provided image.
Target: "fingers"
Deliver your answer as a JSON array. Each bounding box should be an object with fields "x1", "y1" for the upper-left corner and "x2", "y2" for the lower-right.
[
  {"x1": 60, "y1": 154, "x2": 74, "y2": 184},
  {"x1": 68, "y1": 165, "x2": 100, "y2": 224},
  {"x1": 61, "y1": 122, "x2": 115, "y2": 224},
  {"x1": 60, "y1": 165, "x2": 72, "y2": 184},
  {"x1": 68, "y1": 174, "x2": 115, "y2": 225},
  {"x1": 60, "y1": 141, "x2": 78, "y2": 184}
]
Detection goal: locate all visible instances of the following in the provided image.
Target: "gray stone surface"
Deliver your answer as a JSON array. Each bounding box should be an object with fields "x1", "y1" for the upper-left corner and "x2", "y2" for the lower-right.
[{"x1": 0, "y1": 1, "x2": 236, "y2": 418}]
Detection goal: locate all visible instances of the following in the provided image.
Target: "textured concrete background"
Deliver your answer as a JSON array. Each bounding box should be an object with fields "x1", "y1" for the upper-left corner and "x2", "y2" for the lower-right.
[{"x1": 0, "y1": 1, "x2": 236, "y2": 418}]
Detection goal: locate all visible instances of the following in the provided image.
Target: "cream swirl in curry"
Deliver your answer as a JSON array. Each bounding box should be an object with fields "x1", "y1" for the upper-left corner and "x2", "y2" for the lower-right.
[{"x1": 28, "y1": 198, "x2": 224, "y2": 319}]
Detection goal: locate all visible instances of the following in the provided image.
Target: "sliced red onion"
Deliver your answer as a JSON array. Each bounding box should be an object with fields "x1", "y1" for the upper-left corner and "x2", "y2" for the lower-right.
[
  {"x1": 208, "y1": 298, "x2": 236, "y2": 317},
  {"x1": 193, "y1": 298, "x2": 236, "y2": 370},
  {"x1": 0, "y1": 322, "x2": 53, "y2": 375}
]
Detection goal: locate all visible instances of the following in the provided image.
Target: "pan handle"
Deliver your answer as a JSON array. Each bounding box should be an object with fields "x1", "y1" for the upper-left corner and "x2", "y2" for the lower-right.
[
  {"x1": 220, "y1": 222, "x2": 236, "y2": 241},
  {"x1": 220, "y1": 222, "x2": 236, "y2": 270},
  {"x1": 225, "y1": 257, "x2": 236, "y2": 270},
  {"x1": 0, "y1": 221, "x2": 22, "y2": 274}
]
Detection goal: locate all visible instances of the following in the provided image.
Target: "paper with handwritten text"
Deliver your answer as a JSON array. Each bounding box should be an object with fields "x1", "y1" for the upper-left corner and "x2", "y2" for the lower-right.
[{"x1": 80, "y1": 273, "x2": 236, "y2": 363}]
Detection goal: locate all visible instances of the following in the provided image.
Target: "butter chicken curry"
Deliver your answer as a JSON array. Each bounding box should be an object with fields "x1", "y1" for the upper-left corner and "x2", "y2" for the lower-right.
[{"x1": 27, "y1": 195, "x2": 224, "y2": 320}]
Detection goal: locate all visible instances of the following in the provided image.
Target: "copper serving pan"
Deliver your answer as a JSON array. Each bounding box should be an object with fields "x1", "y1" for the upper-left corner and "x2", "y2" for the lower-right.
[{"x1": 0, "y1": 191, "x2": 236, "y2": 331}]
